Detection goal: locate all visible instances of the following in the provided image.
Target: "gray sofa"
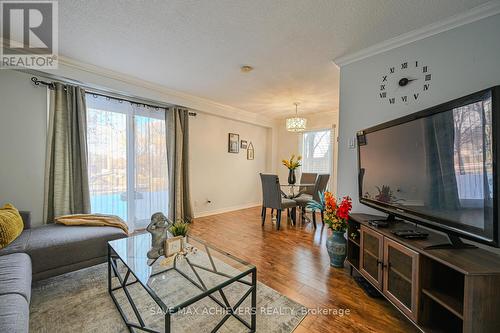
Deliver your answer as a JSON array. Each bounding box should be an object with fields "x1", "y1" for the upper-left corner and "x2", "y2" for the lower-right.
[{"x1": 0, "y1": 211, "x2": 127, "y2": 332}]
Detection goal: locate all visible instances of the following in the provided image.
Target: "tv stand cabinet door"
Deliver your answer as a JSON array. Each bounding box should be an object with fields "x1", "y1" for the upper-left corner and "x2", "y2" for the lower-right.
[
  {"x1": 383, "y1": 238, "x2": 419, "y2": 321},
  {"x1": 360, "y1": 226, "x2": 384, "y2": 290}
]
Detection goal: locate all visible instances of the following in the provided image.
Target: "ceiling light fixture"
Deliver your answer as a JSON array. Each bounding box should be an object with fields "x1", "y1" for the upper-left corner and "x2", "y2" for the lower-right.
[{"x1": 286, "y1": 102, "x2": 307, "y2": 132}]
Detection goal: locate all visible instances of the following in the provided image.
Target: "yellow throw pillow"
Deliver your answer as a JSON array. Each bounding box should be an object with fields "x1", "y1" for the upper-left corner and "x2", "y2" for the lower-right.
[{"x1": 0, "y1": 203, "x2": 24, "y2": 249}]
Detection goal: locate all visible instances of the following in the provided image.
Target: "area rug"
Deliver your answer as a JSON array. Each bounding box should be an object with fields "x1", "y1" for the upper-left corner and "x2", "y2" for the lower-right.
[{"x1": 30, "y1": 263, "x2": 307, "y2": 332}]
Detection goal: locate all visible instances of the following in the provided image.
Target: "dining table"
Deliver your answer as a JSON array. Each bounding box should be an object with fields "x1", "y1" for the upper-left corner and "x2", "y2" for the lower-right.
[
  {"x1": 278, "y1": 183, "x2": 316, "y2": 224},
  {"x1": 267, "y1": 184, "x2": 316, "y2": 223},
  {"x1": 280, "y1": 183, "x2": 315, "y2": 199}
]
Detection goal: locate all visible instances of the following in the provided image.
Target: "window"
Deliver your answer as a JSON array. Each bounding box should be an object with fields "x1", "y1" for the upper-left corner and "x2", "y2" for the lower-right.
[
  {"x1": 86, "y1": 94, "x2": 168, "y2": 231},
  {"x1": 301, "y1": 129, "x2": 333, "y2": 175}
]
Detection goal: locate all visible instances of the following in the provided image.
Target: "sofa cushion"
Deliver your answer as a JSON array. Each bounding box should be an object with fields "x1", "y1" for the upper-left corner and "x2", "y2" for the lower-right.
[
  {"x1": 25, "y1": 223, "x2": 126, "y2": 275},
  {"x1": 0, "y1": 253, "x2": 32, "y2": 302},
  {"x1": 0, "y1": 203, "x2": 24, "y2": 249},
  {"x1": 0, "y1": 229, "x2": 30, "y2": 256},
  {"x1": 0, "y1": 293, "x2": 29, "y2": 333}
]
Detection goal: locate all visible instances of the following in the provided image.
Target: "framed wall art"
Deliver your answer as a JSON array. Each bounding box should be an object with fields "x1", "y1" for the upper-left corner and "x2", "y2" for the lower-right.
[
  {"x1": 247, "y1": 142, "x2": 254, "y2": 160},
  {"x1": 228, "y1": 133, "x2": 239, "y2": 153}
]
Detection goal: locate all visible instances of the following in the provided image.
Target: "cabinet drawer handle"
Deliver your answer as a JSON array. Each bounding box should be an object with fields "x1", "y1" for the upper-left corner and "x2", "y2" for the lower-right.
[{"x1": 377, "y1": 259, "x2": 384, "y2": 266}]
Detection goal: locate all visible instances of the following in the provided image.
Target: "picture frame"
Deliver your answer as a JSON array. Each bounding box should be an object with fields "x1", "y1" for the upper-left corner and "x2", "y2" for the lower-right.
[
  {"x1": 164, "y1": 236, "x2": 184, "y2": 257},
  {"x1": 228, "y1": 133, "x2": 239, "y2": 153},
  {"x1": 247, "y1": 142, "x2": 254, "y2": 160},
  {"x1": 240, "y1": 140, "x2": 248, "y2": 149}
]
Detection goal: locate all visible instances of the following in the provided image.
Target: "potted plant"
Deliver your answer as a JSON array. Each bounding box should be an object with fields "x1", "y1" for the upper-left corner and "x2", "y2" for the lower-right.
[
  {"x1": 308, "y1": 192, "x2": 352, "y2": 267},
  {"x1": 168, "y1": 220, "x2": 189, "y2": 247},
  {"x1": 282, "y1": 154, "x2": 302, "y2": 185}
]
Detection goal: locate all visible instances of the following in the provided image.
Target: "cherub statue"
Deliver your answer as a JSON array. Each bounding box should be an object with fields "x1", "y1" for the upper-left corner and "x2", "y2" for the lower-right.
[{"x1": 146, "y1": 212, "x2": 172, "y2": 259}]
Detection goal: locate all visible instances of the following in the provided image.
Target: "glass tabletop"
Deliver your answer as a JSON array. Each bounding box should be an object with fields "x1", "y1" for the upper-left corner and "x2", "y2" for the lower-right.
[
  {"x1": 280, "y1": 183, "x2": 315, "y2": 187},
  {"x1": 108, "y1": 233, "x2": 255, "y2": 311}
]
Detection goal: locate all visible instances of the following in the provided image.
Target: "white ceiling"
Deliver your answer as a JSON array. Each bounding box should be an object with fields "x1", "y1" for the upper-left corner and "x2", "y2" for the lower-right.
[{"x1": 58, "y1": 0, "x2": 490, "y2": 118}]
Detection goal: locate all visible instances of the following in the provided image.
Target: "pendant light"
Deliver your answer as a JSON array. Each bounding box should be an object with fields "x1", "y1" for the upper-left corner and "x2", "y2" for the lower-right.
[{"x1": 286, "y1": 102, "x2": 307, "y2": 132}]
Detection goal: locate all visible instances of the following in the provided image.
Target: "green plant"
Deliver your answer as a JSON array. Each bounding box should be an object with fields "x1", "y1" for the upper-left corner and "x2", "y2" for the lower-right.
[
  {"x1": 169, "y1": 220, "x2": 189, "y2": 237},
  {"x1": 307, "y1": 191, "x2": 326, "y2": 212}
]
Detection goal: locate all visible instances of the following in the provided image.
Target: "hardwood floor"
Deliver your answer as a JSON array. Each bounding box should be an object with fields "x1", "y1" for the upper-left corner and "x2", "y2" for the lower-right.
[{"x1": 189, "y1": 206, "x2": 419, "y2": 333}]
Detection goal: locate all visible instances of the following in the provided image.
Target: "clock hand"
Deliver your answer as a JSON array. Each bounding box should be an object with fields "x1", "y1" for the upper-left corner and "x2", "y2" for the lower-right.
[{"x1": 398, "y1": 77, "x2": 418, "y2": 87}]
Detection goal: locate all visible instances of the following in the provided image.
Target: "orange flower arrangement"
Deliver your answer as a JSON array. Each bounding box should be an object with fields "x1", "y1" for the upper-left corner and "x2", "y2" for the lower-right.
[{"x1": 309, "y1": 192, "x2": 352, "y2": 232}]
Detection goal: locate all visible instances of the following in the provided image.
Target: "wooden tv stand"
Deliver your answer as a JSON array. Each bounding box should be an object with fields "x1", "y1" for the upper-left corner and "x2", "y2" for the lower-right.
[{"x1": 347, "y1": 213, "x2": 500, "y2": 333}]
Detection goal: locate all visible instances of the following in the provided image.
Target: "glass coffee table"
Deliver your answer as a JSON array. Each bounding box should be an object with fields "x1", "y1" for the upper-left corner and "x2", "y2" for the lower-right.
[{"x1": 108, "y1": 233, "x2": 257, "y2": 333}]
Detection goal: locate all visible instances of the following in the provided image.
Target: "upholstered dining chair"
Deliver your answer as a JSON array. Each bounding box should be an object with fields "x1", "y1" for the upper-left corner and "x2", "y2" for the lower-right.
[
  {"x1": 293, "y1": 174, "x2": 330, "y2": 228},
  {"x1": 299, "y1": 172, "x2": 317, "y2": 195},
  {"x1": 260, "y1": 173, "x2": 298, "y2": 230}
]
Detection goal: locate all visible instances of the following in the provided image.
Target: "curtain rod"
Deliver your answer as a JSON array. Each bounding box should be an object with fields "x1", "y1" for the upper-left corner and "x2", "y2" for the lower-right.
[{"x1": 29, "y1": 75, "x2": 197, "y2": 116}]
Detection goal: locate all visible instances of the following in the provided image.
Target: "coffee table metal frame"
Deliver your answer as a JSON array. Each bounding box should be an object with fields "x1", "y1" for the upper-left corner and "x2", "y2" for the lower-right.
[{"x1": 107, "y1": 236, "x2": 257, "y2": 333}]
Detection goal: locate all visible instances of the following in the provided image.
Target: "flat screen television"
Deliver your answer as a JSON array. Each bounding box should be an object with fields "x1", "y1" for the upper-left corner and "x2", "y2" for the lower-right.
[{"x1": 357, "y1": 86, "x2": 500, "y2": 248}]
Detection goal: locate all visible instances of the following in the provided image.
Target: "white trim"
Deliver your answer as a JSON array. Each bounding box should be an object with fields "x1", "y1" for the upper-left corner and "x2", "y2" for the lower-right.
[
  {"x1": 55, "y1": 56, "x2": 275, "y2": 127},
  {"x1": 194, "y1": 202, "x2": 261, "y2": 218},
  {"x1": 333, "y1": 1, "x2": 500, "y2": 67}
]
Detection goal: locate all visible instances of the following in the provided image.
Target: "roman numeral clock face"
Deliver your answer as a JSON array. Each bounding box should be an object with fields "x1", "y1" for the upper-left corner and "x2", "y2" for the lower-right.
[{"x1": 379, "y1": 61, "x2": 432, "y2": 105}]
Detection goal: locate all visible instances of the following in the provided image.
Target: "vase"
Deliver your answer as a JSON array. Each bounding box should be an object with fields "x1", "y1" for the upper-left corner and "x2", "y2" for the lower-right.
[
  {"x1": 288, "y1": 169, "x2": 296, "y2": 185},
  {"x1": 326, "y1": 231, "x2": 347, "y2": 268}
]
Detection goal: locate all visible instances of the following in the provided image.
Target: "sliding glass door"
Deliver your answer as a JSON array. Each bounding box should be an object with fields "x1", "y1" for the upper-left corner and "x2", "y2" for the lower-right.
[
  {"x1": 86, "y1": 95, "x2": 168, "y2": 230},
  {"x1": 133, "y1": 108, "x2": 168, "y2": 226}
]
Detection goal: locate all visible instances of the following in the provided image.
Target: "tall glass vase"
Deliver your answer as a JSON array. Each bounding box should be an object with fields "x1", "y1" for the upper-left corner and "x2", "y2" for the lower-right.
[{"x1": 326, "y1": 231, "x2": 347, "y2": 267}]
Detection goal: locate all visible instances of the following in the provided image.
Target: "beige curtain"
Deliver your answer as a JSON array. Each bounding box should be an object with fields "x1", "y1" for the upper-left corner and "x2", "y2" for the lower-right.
[
  {"x1": 43, "y1": 83, "x2": 90, "y2": 223},
  {"x1": 165, "y1": 107, "x2": 193, "y2": 222}
]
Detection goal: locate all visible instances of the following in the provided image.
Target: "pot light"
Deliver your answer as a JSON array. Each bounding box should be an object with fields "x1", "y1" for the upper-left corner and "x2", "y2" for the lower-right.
[{"x1": 240, "y1": 65, "x2": 254, "y2": 73}]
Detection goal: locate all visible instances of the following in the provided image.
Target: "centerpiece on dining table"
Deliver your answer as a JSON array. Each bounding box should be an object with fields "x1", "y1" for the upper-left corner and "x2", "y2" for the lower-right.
[
  {"x1": 282, "y1": 154, "x2": 301, "y2": 185},
  {"x1": 308, "y1": 192, "x2": 352, "y2": 267}
]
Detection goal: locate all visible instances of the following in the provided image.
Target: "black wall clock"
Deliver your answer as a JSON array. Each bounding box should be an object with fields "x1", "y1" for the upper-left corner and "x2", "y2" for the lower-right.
[{"x1": 379, "y1": 61, "x2": 432, "y2": 105}]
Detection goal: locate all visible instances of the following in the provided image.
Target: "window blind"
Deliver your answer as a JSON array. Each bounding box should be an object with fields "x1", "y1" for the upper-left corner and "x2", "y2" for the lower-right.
[{"x1": 301, "y1": 129, "x2": 332, "y2": 175}]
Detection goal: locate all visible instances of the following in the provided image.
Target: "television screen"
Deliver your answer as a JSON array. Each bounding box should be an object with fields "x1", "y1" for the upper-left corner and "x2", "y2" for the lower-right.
[{"x1": 358, "y1": 91, "x2": 495, "y2": 243}]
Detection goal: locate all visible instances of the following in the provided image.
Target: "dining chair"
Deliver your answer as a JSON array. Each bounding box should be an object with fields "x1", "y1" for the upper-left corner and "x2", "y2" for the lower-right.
[
  {"x1": 299, "y1": 172, "x2": 317, "y2": 195},
  {"x1": 260, "y1": 173, "x2": 298, "y2": 230},
  {"x1": 293, "y1": 174, "x2": 330, "y2": 228}
]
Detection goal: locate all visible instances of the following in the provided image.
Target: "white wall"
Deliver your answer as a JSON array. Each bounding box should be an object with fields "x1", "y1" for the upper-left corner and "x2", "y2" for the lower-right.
[
  {"x1": 190, "y1": 113, "x2": 269, "y2": 216},
  {"x1": 276, "y1": 111, "x2": 338, "y2": 193},
  {"x1": 0, "y1": 70, "x2": 47, "y2": 225},
  {"x1": 337, "y1": 15, "x2": 500, "y2": 252},
  {"x1": 0, "y1": 69, "x2": 273, "y2": 225},
  {"x1": 338, "y1": 14, "x2": 500, "y2": 212}
]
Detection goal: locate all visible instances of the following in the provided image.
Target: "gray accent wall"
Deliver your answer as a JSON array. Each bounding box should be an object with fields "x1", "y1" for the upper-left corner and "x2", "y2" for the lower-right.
[
  {"x1": 337, "y1": 14, "x2": 500, "y2": 252},
  {"x1": 338, "y1": 14, "x2": 500, "y2": 212},
  {"x1": 0, "y1": 70, "x2": 47, "y2": 225}
]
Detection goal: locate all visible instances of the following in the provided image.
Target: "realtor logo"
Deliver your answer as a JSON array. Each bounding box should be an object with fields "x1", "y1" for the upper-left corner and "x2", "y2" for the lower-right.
[{"x1": 1, "y1": 0, "x2": 58, "y2": 68}]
